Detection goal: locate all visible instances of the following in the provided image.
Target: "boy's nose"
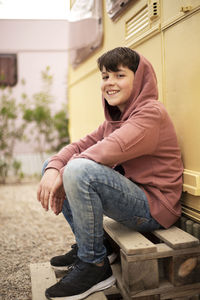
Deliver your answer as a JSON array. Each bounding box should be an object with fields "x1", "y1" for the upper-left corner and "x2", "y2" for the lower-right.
[{"x1": 106, "y1": 77, "x2": 115, "y2": 85}]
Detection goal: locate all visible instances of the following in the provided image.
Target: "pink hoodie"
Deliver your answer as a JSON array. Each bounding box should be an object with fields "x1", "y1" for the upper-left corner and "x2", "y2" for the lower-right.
[{"x1": 47, "y1": 54, "x2": 183, "y2": 228}]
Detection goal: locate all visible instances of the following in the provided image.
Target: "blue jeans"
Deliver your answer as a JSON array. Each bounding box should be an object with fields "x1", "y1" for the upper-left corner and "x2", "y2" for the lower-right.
[{"x1": 43, "y1": 158, "x2": 162, "y2": 264}]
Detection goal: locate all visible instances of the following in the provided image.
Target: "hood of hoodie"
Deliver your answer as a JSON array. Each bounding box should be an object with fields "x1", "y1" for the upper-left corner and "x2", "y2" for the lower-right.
[{"x1": 103, "y1": 54, "x2": 158, "y2": 122}]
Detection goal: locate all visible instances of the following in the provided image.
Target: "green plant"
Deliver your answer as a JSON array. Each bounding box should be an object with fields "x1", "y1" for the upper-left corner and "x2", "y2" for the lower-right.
[
  {"x1": 0, "y1": 66, "x2": 69, "y2": 183},
  {"x1": 53, "y1": 107, "x2": 70, "y2": 151},
  {"x1": 12, "y1": 159, "x2": 22, "y2": 175},
  {"x1": 21, "y1": 66, "x2": 69, "y2": 158},
  {"x1": 0, "y1": 87, "x2": 25, "y2": 183}
]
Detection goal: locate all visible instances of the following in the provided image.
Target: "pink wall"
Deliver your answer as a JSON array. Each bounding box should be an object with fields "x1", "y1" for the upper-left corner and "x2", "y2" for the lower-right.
[
  {"x1": 0, "y1": 19, "x2": 69, "y2": 155},
  {"x1": 0, "y1": 20, "x2": 69, "y2": 51}
]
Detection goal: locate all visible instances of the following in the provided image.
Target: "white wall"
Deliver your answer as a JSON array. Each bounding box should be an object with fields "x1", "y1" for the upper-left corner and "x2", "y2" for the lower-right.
[{"x1": 0, "y1": 19, "x2": 69, "y2": 175}]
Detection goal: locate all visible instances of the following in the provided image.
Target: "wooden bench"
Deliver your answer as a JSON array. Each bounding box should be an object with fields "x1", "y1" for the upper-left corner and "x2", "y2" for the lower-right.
[{"x1": 103, "y1": 217, "x2": 200, "y2": 299}]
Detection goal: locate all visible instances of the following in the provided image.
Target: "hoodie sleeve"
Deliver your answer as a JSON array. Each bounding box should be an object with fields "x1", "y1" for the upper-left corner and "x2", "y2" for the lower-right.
[
  {"x1": 46, "y1": 122, "x2": 105, "y2": 171},
  {"x1": 74, "y1": 105, "x2": 163, "y2": 167}
]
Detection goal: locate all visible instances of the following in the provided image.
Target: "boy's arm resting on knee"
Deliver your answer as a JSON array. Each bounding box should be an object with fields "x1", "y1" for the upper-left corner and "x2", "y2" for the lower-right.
[{"x1": 45, "y1": 124, "x2": 105, "y2": 171}]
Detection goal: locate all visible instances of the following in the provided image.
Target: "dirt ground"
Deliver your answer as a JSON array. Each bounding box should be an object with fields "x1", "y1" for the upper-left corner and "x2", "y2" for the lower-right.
[{"x1": 0, "y1": 182, "x2": 75, "y2": 300}]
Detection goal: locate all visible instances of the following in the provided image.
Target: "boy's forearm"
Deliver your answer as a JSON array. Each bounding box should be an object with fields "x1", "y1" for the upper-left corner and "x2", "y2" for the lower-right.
[{"x1": 46, "y1": 123, "x2": 105, "y2": 171}]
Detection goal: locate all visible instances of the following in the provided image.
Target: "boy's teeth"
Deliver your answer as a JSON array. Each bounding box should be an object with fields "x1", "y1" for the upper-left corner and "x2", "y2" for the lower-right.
[{"x1": 108, "y1": 91, "x2": 118, "y2": 95}]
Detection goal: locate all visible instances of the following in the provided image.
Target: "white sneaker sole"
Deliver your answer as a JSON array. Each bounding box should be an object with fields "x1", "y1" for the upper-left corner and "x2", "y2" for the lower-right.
[
  {"x1": 47, "y1": 275, "x2": 116, "y2": 300},
  {"x1": 108, "y1": 252, "x2": 117, "y2": 264}
]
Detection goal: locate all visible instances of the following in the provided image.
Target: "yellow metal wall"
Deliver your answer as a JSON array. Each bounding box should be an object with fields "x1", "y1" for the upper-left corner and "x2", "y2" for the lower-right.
[{"x1": 68, "y1": 0, "x2": 200, "y2": 221}]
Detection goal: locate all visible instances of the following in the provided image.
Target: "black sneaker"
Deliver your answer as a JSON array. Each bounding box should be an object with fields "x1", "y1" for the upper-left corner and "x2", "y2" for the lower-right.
[
  {"x1": 50, "y1": 244, "x2": 78, "y2": 270},
  {"x1": 50, "y1": 241, "x2": 117, "y2": 270},
  {"x1": 45, "y1": 257, "x2": 116, "y2": 300}
]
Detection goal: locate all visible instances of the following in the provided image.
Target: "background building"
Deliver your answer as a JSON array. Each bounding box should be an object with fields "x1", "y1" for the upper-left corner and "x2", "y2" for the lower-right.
[
  {"x1": 67, "y1": 0, "x2": 200, "y2": 223},
  {"x1": 0, "y1": 19, "x2": 69, "y2": 175}
]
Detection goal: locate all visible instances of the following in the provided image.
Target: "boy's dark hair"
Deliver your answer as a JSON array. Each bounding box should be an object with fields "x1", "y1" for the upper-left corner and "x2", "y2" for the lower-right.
[{"x1": 97, "y1": 47, "x2": 140, "y2": 73}]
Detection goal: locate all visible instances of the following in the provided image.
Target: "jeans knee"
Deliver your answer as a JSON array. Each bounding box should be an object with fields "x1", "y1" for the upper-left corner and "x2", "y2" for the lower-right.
[{"x1": 63, "y1": 158, "x2": 95, "y2": 185}]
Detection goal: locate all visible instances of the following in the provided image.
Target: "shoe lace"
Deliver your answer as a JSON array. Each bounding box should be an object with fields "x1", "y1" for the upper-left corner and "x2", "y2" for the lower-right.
[{"x1": 61, "y1": 258, "x2": 80, "y2": 282}]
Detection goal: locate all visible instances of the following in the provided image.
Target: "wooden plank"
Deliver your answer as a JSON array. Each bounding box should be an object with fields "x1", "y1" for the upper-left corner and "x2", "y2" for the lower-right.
[
  {"x1": 121, "y1": 250, "x2": 159, "y2": 293},
  {"x1": 133, "y1": 297, "x2": 160, "y2": 300},
  {"x1": 112, "y1": 263, "x2": 160, "y2": 299},
  {"x1": 104, "y1": 284, "x2": 121, "y2": 297},
  {"x1": 161, "y1": 285, "x2": 200, "y2": 299},
  {"x1": 30, "y1": 262, "x2": 57, "y2": 300},
  {"x1": 112, "y1": 263, "x2": 200, "y2": 298},
  {"x1": 164, "y1": 253, "x2": 200, "y2": 286},
  {"x1": 131, "y1": 279, "x2": 200, "y2": 298},
  {"x1": 104, "y1": 217, "x2": 156, "y2": 255},
  {"x1": 124, "y1": 245, "x2": 200, "y2": 262},
  {"x1": 153, "y1": 226, "x2": 199, "y2": 249},
  {"x1": 156, "y1": 243, "x2": 172, "y2": 253},
  {"x1": 111, "y1": 264, "x2": 133, "y2": 300}
]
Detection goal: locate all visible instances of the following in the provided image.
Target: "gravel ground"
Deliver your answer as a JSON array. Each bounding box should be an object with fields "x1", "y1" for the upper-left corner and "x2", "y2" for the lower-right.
[{"x1": 0, "y1": 182, "x2": 75, "y2": 300}]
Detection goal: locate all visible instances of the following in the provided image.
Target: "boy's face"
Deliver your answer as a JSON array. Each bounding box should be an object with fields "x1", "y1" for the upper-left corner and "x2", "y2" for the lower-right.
[{"x1": 101, "y1": 65, "x2": 135, "y2": 112}]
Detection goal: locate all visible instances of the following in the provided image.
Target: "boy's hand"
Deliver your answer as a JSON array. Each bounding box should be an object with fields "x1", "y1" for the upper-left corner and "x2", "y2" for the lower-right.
[
  {"x1": 37, "y1": 168, "x2": 59, "y2": 211},
  {"x1": 49, "y1": 174, "x2": 66, "y2": 215}
]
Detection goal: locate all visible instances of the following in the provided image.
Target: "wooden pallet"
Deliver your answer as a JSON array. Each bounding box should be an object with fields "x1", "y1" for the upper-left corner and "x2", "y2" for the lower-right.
[
  {"x1": 30, "y1": 261, "x2": 120, "y2": 300},
  {"x1": 104, "y1": 217, "x2": 200, "y2": 300},
  {"x1": 30, "y1": 218, "x2": 200, "y2": 300}
]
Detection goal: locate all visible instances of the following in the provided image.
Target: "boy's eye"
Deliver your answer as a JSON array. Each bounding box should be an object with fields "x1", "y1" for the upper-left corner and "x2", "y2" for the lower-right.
[
  {"x1": 102, "y1": 75, "x2": 109, "y2": 80},
  {"x1": 117, "y1": 74, "x2": 125, "y2": 77}
]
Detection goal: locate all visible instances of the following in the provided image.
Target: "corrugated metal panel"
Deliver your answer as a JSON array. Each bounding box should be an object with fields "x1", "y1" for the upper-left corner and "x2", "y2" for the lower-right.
[
  {"x1": 125, "y1": 1, "x2": 160, "y2": 47},
  {"x1": 125, "y1": 5, "x2": 149, "y2": 41},
  {"x1": 182, "y1": 205, "x2": 200, "y2": 223}
]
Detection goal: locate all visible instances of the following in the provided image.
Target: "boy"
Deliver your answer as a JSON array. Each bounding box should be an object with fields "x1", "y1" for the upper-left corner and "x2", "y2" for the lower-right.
[{"x1": 37, "y1": 47, "x2": 183, "y2": 300}]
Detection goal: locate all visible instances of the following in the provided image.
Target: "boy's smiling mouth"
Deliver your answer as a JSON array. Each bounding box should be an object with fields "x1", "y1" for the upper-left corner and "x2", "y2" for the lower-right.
[{"x1": 107, "y1": 90, "x2": 119, "y2": 95}]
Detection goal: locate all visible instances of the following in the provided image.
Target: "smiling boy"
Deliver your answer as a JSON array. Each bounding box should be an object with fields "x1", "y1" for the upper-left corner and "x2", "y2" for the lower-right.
[
  {"x1": 101, "y1": 65, "x2": 135, "y2": 111},
  {"x1": 37, "y1": 47, "x2": 183, "y2": 300}
]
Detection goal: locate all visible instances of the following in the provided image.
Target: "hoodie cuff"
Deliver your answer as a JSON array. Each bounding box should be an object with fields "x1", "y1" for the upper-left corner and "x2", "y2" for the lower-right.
[{"x1": 45, "y1": 160, "x2": 64, "y2": 172}]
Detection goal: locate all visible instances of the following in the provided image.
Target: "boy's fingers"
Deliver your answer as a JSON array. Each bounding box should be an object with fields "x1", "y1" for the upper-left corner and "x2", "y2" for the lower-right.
[
  {"x1": 50, "y1": 191, "x2": 59, "y2": 213},
  {"x1": 43, "y1": 189, "x2": 50, "y2": 210},
  {"x1": 56, "y1": 198, "x2": 64, "y2": 215},
  {"x1": 54, "y1": 198, "x2": 60, "y2": 214},
  {"x1": 40, "y1": 188, "x2": 50, "y2": 211},
  {"x1": 58, "y1": 198, "x2": 64, "y2": 214},
  {"x1": 50, "y1": 192, "x2": 55, "y2": 210},
  {"x1": 50, "y1": 196, "x2": 63, "y2": 215},
  {"x1": 37, "y1": 185, "x2": 42, "y2": 202}
]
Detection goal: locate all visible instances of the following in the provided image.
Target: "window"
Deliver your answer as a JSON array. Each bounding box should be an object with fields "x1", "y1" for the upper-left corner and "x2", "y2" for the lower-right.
[
  {"x1": 68, "y1": 0, "x2": 103, "y2": 67},
  {"x1": 0, "y1": 54, "x2": 17, "y2": 87}
]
